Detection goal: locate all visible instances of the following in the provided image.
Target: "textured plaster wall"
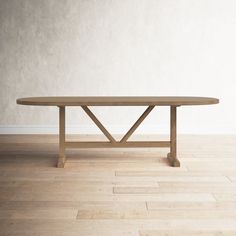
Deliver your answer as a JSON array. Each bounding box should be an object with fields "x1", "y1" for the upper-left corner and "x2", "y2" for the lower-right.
[{"x1": 0, "y1": 0, "x2": 236, "y2": 134}]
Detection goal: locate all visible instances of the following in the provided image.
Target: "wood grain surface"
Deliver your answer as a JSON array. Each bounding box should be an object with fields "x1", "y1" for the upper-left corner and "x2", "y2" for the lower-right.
[{"x1": 0, "y1": 134, "x2": 236, "y2": 236}]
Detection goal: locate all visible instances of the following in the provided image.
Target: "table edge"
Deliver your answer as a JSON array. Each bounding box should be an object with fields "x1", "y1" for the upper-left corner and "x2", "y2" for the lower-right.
[{"x1": 16, "y1": 97, "x2": 220, "y2": 106}]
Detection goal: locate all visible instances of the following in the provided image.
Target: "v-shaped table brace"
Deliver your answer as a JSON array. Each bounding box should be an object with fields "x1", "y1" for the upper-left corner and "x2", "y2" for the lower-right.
[
  {"x1": 81, "y1": 106, "x2": 116, "y2": 143},
  {"x1": 57, "y1": 105, "x2": 180, "y2": 168}
]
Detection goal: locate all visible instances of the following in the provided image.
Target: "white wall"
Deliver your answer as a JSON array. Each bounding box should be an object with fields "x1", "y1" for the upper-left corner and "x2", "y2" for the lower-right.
[{"x1": 0, "y1": 0, "x2": 236, "y2": 134}]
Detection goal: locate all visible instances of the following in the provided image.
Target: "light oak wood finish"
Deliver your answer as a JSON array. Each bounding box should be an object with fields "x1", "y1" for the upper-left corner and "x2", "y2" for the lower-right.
[
  {"x1": 17, "y1": 96, "x2": 219, "y2": 106},
  {"x1": 16, "y1": 96, "x2": 219, "y2": 168},
  {"x1": 167, "y1": 106, "x2": 180, "y2": 167},
  {"x1": 81, "y1": 106, "x2": 116, "y2": 143},
  {"x1": 65, "y1": 141, "x2": 170, "y2": 148},
  {"x1": 139, "y1": 231, "x2": 236, "y2": 236},
  {"x1": 0, "y1": 134, "x2": 236, "y2": 236},
  {"x1": 120, "y1": 106, "x2": 155, "y2": 143},
  {"x1": 58, "y1": 106, "x2": 66, "y2": 168}
]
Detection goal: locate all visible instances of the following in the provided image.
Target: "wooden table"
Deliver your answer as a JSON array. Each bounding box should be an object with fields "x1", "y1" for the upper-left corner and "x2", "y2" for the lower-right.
[{"x1": 17, "y1": 96, "x2": 219, "y2": 168}]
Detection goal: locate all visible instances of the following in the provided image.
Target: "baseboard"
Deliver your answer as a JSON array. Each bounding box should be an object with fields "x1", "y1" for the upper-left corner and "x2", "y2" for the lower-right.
[
  {"x1": 0, "y1": 125, "x2": 234, "y2": 135},
  {"x1": 0, "y1": 125, "x2": 169, "y2": 134}
]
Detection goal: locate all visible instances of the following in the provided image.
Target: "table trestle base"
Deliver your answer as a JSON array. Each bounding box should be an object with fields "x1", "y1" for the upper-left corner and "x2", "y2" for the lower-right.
[{"x1": 57, "y1": 105, "x2": 180, "y2": 168}]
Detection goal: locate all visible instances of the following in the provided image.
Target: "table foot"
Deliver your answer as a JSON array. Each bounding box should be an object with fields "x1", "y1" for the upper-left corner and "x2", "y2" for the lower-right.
[
  {"x1": 167, "y1": 152, "x2": 180, "y2": 167},
  {"x1": 57, "y1": 156, "x2": 66, "y2": 168}
]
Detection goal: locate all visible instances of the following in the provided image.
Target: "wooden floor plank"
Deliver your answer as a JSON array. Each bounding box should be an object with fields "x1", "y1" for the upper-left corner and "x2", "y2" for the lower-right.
[
  {"x1": 1, "y1": 219, "x2": 236, "y2": 235},
  {"x1": 0, "y1": 208, "x2": 78, "y2": 219},
  {"x1": 114, "y1": 183, "x2": 236, "y2": 194},
  {"x1": 116, "y1": 171, "x2": 224, "y2": 176},
  {"x1": 115, "y1": 175, "x2": 229, "y2": 182},
  {"x1": 147, "y1": 201, "x2": 236, "y2": 210},
  {"x1": 139, "y1": 230, "x2": 236, "y2": 236}
]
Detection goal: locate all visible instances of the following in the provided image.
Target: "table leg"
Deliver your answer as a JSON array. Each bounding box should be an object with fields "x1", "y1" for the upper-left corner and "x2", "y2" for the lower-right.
[
  {"x1": 167, "y1": 106, "x2": 180, "y2": 167},
  {"x1": 58, "y1": 106, "x2": 66, "y2": 168}
]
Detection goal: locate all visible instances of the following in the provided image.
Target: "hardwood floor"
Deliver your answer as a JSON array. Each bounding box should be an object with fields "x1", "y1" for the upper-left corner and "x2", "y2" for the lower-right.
[{"x1": 0, "y1": 135, "x2": 236, "y2": 236}]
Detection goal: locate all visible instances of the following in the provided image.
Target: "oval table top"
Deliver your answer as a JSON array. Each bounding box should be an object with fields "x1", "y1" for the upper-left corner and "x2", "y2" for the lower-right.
[{"x1": 17, "y1": 96, "x2": 219, "y2": 106}]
